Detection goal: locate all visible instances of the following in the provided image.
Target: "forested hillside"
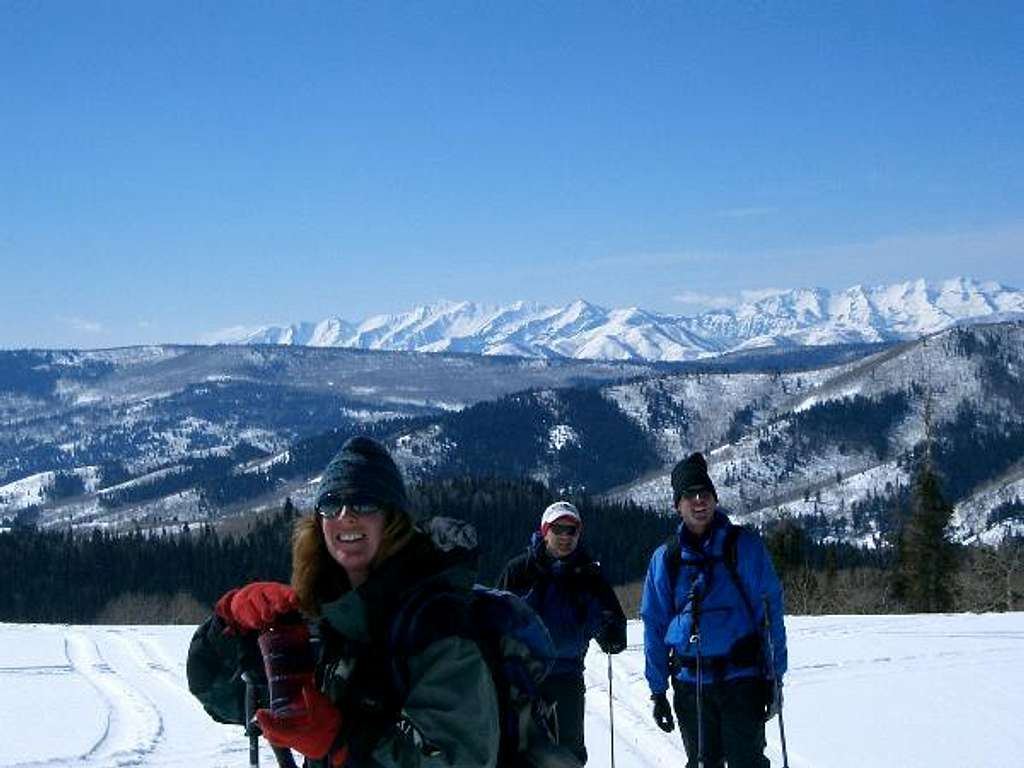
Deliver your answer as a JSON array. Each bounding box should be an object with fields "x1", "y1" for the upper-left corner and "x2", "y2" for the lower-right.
[{"x1": 0, "y1": 478, "x2": 674, "y2": 623}]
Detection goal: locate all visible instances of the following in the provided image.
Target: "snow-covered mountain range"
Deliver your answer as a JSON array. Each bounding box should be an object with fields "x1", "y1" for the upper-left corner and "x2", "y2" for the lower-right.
[
  {"x1": 5, "y1": 320, "x2": 1023, "y2": 544},
  {"x1": 221, "y1": 277, "x2": 1024, "y2": 362}
]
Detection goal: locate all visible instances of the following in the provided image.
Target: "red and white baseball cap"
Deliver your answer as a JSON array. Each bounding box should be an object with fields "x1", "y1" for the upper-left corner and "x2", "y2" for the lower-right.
[{"x1": 540, "y1": 501, "x2": 582, "y2": 535}]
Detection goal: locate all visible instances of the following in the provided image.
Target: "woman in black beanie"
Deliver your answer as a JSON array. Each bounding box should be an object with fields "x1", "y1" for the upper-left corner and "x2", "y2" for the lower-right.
[{"x1": 187, "y1": 436, "x2": 501, "y2": 768}]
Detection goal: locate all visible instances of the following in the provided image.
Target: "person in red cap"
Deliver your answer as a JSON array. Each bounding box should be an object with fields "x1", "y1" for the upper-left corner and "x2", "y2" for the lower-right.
[{"x1": 497, "y1": 501, "x2": 626, "y2": 764}]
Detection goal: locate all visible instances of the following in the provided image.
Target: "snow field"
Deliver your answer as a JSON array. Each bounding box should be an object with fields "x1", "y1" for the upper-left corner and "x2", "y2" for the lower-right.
[{"x1": 3, "y1": 613, "x2": 1023, "y2": 768}]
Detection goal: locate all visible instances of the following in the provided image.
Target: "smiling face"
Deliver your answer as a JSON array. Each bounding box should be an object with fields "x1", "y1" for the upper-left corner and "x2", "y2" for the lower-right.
[
  {"x1": 320, "y1": 505, "x2": 387, "y2": 588},
  {"x1": 543, "y1": 517, "x2": 581, "y2": 559},
  {"x1": 676, "y1": 489, "x2": 717, "y2": 537}
]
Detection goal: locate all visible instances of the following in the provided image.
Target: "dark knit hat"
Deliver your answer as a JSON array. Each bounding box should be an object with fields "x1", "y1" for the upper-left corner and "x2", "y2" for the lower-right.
[
  {"x1": 315, "y1": 436, "x2": 411, "y2": 517},
  {"x1": 670, "y1": 452, "x2": 717, "y2": 506}
]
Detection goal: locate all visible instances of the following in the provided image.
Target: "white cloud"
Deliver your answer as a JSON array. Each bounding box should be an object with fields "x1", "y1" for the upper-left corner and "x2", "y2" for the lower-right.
[
  {"x1": 740, "y1": 287, "x2": 788, "y2": 303},
  {"x1": 61, "y1": 316, "x2": 104, "y2": 334},
  {"x1": 671, "y1": 291, "x2": 738, "y2": 310},
  {"x1": 673, "y1": 287, "x2": 794, "y2": 312},
  {"x1": 197, "y1": 325, "x2": 261, "y2": 344},
  {"x1": 739, "y1": 222, "x2": 1024, "y2": 289}
]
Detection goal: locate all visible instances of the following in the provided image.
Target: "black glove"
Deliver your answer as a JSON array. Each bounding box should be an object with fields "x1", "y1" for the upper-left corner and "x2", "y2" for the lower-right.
[
  {"x1": 600, "y1": 635, "x2": 627, "y2": 655},
  {"x1": 596, "y1": 611, "x2": 626, "y2": 654},
  {"x1": 651, "y1": 692, "x2": 674, "y2": 733},
  {"x1": 764, "y1": 678, "x2": 783, "y2": 721}
]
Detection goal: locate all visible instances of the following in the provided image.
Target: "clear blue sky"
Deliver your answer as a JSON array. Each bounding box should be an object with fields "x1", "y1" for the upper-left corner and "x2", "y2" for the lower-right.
[{"x1": 3, "y1": 1, "x2": 1023, "y2": 348}]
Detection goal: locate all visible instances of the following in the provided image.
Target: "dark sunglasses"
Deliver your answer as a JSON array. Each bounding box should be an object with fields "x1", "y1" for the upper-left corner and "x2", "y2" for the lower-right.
[
  {"x1": 681, "y1": 489, "x2": 714, "y2": 502},
  {"x1": 315, "y1": 495, "x2": 384, "y2": 519},
  {"x1": 549, "y1": 523, "x2": 579, "y2": 536}
]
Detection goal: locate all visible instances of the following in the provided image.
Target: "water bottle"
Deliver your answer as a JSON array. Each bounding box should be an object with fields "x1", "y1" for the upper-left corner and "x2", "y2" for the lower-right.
[{"x1": 257, "y1": 620, "x2": 315, "y2": 720}]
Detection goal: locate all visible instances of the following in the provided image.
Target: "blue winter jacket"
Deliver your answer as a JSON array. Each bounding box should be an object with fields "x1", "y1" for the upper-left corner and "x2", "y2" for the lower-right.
[
  {"x1": 641, "y1": 509, "x2": 787, "y2": 695},
  {"x1": 498, "y1": 533, "x2": 626, "y2": 677}
]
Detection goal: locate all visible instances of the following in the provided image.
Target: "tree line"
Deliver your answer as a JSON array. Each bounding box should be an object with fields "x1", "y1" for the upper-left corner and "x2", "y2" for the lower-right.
[
  {"x1": 0, "y1": 476, "x2": 675, "y2": 623},
  {"x1": 2, "y1": 469, "x2": 1020, "y2": 624}
]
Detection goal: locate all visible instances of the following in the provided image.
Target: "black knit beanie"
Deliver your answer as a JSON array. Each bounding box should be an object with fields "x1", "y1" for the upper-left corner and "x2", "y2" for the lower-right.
[
  {"x1": 315, "y1": 436, "x2": 412, "y2": 517},
  {"x1": 670, "y1": 452, "x2": 717, "y2": 506}
]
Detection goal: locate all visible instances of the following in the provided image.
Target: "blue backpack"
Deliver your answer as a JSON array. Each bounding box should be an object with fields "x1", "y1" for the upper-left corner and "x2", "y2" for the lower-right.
[{"x1": 389, "y1": 584, "x2": 579, "y2": 768}]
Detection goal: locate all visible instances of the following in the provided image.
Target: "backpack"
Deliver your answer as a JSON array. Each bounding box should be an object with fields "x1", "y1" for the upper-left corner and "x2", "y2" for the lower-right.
[
  {"x1": 388, "y1": 584, "x2": 579, "y2": 768},
  {"x1": 663, "y1": 523, "x2": 765, "y2": 674}
]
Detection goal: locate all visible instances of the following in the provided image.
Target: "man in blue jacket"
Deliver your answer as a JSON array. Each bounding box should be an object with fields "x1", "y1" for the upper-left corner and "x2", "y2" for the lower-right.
[
  {"x1": 642, "y1": 453, "x2": 786, "y2": 768},
  {"x1": 498, "y1": 501, "x2": 627, "y2": 764}
]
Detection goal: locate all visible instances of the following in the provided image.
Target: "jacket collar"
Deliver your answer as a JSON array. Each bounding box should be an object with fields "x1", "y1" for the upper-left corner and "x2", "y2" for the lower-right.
[
  {"x1": 528, "y1": 531, "x2": 595, "y2": 572},
  {"x1": 319, "y1": 519, "x2": 479, "y2": 643},
  {"x1": 677, "y1": 508, "x2": 732, "y2": 551}
]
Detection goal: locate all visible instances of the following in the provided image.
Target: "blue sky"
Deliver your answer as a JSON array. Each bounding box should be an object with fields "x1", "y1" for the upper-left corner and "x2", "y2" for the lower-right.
[{"x1": 3, "y1": 1, "x2": 1023, "y2": 348}]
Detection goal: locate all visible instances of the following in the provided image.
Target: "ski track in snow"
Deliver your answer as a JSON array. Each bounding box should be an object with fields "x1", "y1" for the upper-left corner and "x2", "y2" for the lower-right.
[
  {"x1": 6, "y1": 629, "x2": 164, "y2": 768},
  {"x1": 3, "y1": 614, "x2": 1024, "y2": 768}
]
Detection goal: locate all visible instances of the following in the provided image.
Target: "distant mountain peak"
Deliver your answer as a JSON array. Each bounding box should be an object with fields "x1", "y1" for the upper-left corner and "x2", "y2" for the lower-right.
[{"x1": 215, "y1": 277, "x2": 1024, "y2": 362}]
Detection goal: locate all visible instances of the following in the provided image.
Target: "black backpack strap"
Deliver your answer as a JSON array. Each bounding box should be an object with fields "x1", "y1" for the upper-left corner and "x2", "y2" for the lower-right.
[
  {"x1": 664, "y1": 525, "x2": 757, "y2": 629},
  {"x1": 388, "y1": 587, "x2": 476, "y2": 699}
]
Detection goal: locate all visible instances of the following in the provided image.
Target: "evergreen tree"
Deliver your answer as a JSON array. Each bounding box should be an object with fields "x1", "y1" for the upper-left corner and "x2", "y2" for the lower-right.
[{"x1": 897, "y1": 463, "x2": 958, "y2": 612}]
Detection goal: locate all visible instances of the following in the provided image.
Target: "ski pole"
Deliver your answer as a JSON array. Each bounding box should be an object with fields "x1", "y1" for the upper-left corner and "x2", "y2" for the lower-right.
[
  {"x1": 778, "y1": 706, "x2": 790, "y2": 768},
  {"x1": 692, "y1": 628, "x2": 704, "y2": 768},
  {"x1": 241, "y1": 672, "x2": 260, "y2": 768},
  {"x1": 762, "y1": 598, "x2": 789, "y2": 768},
  {"x1": 691, "y1": 580, "x2": 705, "y2": 768},
  {"x1": 607, "y1": 652, "x2": 616, "y2": 768}
]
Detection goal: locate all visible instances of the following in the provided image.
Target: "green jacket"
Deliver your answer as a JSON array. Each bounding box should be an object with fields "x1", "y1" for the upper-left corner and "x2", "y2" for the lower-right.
[{"x1": 187, "y1": 519, "x2": 500, "y2": 768}]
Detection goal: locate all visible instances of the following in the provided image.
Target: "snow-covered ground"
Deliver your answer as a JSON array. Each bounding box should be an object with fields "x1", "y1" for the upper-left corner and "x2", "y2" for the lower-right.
[{"x1": 2, "y1": 613, "x2": 1022, "y2": 768}]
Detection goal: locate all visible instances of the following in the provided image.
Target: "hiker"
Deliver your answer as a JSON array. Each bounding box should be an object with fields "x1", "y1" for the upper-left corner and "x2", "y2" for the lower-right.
[
  {"x1": 497, "y1": 501, "x2": 627, "y2": 765},
  {"x1": 186, "y1": 436, "x2": 500, "y2": 768},
  {"x1": 641, "y1": 452, "x2": 787, "y2": 768}
]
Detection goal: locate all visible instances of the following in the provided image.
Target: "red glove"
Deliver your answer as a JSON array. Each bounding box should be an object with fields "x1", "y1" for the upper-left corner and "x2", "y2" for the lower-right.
[
  {"x1": 256, "y1": 686, "x2": 347, "y2": 765},
  {"x1": 215, "y1": 582, "x2": 299, "y2": 634}
]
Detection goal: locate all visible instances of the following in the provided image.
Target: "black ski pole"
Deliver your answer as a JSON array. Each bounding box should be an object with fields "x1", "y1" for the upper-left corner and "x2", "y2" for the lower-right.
[
  {"x1": 762, "y1": 598, "x2": 789, "y2": 768},
  {"x1": 241, "y1": 671, "x2": 260, "y2": 768},
  {"x1": 241, "y1": 672, "x2": 301, "y2": 768},
  {"x1": 607, "y1": 652, "x2": 616, "y2": 768},
  {"x1": 690, "y1": 583, "x2": 705, "y2": 768},
  {"x1": 777, "y1": 706, "x2": 790, "y2": 768}
]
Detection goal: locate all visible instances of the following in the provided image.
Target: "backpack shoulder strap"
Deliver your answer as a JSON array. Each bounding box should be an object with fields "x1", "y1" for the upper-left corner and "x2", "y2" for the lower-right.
[
  {"x1": 662, "y1": 535, "x2": 682, "y2": 609},
  {"x1": 663, "y1": 526, "x2": 755, "y2": 623},
  {"x1": 722, "y1": 524, "x2": 758, "y2": 629},
  {"x1": 387, "y1": 586, "x2": 475, "y2": 697}
]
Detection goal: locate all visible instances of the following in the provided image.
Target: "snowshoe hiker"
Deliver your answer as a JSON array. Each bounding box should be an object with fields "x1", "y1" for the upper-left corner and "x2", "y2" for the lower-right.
[
  {"x1": 641, "y1": 452, "x2": 787, "y2": 768},
  {"x1": 497, "y1": 501, "x2": 627, "y2": 765},
  {"x1": 187, "y1": 436, "x2": 504, "y2": 768}
]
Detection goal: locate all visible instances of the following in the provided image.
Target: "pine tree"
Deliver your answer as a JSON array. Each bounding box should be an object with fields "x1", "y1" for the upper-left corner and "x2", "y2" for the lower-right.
[{"x1": 898, "y1": 463, "x2": 958, "y2": 612}]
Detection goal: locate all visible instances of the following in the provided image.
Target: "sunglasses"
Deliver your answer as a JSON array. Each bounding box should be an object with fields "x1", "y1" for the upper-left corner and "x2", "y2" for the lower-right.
[
  {"x1": 549, "y1": 523, "x2": 579, "y2": 536},
  {"x1": 315, "y1": 495, "x2": 385, "y2": 519},
  {"x1": 681, "y1": 489, "x2": 714, "y2": 502}
]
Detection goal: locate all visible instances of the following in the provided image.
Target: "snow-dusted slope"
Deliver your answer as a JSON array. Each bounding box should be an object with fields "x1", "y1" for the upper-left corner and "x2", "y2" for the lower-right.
[
  {"x1": 2, "y1": 614, "x2": 1022, "y2": 768},
  {"x1": 224, "y1": 278, "x2": 1024, "y2": 362},
  {"x1": 601, "y1": 321, "x2": 1024, "y2": 541}
]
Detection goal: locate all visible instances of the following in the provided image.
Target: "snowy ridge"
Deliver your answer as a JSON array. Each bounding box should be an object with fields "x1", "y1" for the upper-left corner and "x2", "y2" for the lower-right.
[
  {"x1": 0, "y1": 466, "x2": 101, "y2": 512},
  {"x1": 597, "y1": 321, "x2": 1024, "y2": 541},
  {"x1": 222, "y1": 277, "x2": 1024, "y2": 361},
  {"x1": 4, "y1": 320, "x2": 1021, "y2": 541}
]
